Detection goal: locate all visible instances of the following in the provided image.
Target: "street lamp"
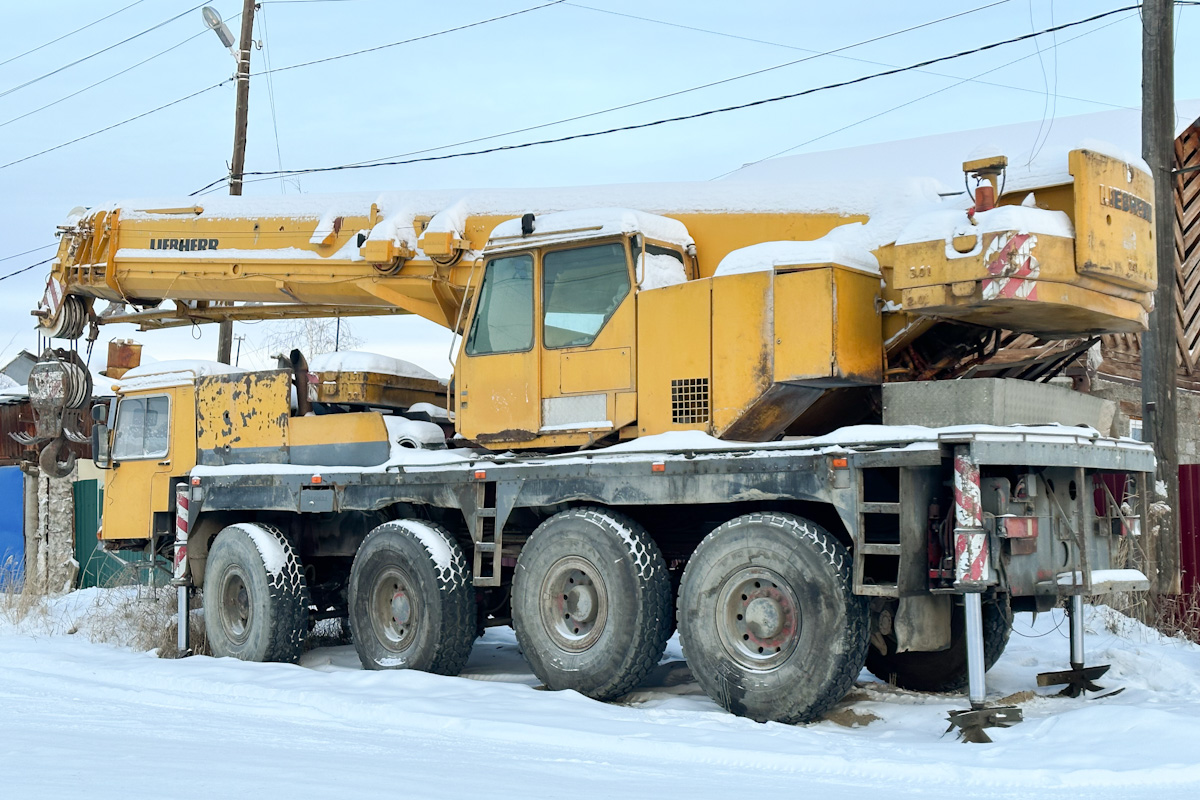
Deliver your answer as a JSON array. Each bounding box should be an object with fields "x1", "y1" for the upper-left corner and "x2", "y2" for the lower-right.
[{"x1": 202, "y1": 6, "x2": 237, "y2": 56}]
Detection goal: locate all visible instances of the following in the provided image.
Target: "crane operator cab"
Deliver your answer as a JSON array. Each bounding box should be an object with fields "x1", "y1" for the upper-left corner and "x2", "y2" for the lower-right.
[
  {"x1": 455, "y1": 209, "x2": 695, "y2": 449},
  {"x1": 454, "y1": 206, "x2": 888, "y2": 449}
]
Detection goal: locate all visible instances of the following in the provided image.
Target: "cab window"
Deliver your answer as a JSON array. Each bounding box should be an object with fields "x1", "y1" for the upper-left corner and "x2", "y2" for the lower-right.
[
  {"x1": 112, "y1": 395, "x2": 171, "y2": 460},
  {"x1": 543, "y1": 242, "x2": 630, "y2": 348},
  {"x1": 465, "y1": 254, "x2": 535, "y2": 355}
]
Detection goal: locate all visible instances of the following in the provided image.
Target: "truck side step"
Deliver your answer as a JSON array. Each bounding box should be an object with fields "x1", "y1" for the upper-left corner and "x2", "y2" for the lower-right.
[
  {"x1": 471, "y1": 482, "x2": 503, "y2": 588},
  {"x1": 853, "y1": 467, "x2": 902, "y2": 598}
]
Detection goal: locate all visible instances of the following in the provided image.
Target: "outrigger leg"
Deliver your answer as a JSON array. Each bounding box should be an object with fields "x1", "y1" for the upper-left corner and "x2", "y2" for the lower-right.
[
  {"x1": 1036, "y1": 595, "x2": 1117, "y2": 698},
  {"x1": 945, "y1": 446, "x2": 1022, "y2": 743},
  {"x1": 946, "y1": 593, "x2": 1023, "y2": 742}
]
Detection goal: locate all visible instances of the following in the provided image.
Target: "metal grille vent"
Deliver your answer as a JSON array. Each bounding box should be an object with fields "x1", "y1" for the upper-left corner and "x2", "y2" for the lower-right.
[{"x1": 671, "y1": 378, "x2": 709, "y2": 424}]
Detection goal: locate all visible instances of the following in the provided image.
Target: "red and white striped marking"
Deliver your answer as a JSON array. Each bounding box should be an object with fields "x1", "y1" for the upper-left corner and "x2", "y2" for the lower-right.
[
  {"x1": 953, "y1": 447, "x2": 992, "y2": 586},
  {"x1": 173, "y1": 485, "x2": 190, "y2": 583},
  {"x1": 40, "y1": 277, "x2": 63, "y2": 317},
  {"x1": 955, "y1": 529, "x2": 991, "y2": 585},
  {"x1": 954, "y1": 452, "x2": 982, "y2": 529},
  {"x1": 981, "y1": 232, "x2": 1040, "y2": 302}
]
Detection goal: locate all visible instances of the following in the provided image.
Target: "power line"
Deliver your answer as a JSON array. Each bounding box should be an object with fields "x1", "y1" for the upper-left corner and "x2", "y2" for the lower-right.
[
  {"x1": 1030, "y1": 0, "x2": 1062, "y2": 163},
  {"x1": 197, "y1": 0, "x2": 1028, "y2": 193},
  {"x1": 0, "y1": 0, "x2": 146, "y2": 69},
  {"x1": 255, "y1": 0, "x2": 1002, "y2": 89},
  {"x1": 210, "y1": 4, "x2": 1144, "y2": 187},
  {"x1": 258, "y1": 5, "x2": 289, "y2": 193},
  {"x1": 0, "y1": 22, "x2": 225, "y2": 131},
  {"x1": 246, "y1": 0, "x2": 566, "y2": 79},
  {"x1": 1027, "y1": 0, "x2": 1053, "y2": 165},
  {"x1": 21, "y1": 1, "x2": 564, "y2": 186},
  {"x1": 0, "y1": 2, "x2": 208, "y2": 101},
  {"x1": 565, "y1": 0, "x2": 1123, "y2": 112},
  {"x1": 0, "y1": 81, "x2": 227, "y2": 171},
  {"x1": 0, "y1": 257, "x2": 54, "y2": 283},
  {"x1": 715, "y1": 8, "x2": 1137, "y2": 179},
  {"x1": 0, "y1": 244, "x2": 56, "y2": 264}
]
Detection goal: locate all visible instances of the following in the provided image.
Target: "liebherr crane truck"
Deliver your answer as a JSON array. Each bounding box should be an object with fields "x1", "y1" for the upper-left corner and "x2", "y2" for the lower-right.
[{"x1": 25, "y1": 146, "x2": 1158, "y2": 736}]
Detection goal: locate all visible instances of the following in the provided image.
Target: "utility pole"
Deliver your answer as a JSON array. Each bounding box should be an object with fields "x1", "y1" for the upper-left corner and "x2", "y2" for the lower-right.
[
  {"x1": 217, "y1": 0, "x2": 257, "y2": 365},
  {"x1": 1141, "y1": 0, "x2": 1180, "y2": 597}
]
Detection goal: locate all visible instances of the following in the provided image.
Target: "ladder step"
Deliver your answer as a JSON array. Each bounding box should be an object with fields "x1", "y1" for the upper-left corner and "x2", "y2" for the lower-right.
[
  {"x1": 861, "y1": 502, "x2": 900, "y2": 514},
  {"x1": 475, "y1": 542, "x2": 497, "y2": 554},
  {"x1": 857, "y1": 583, "x2": 899, "y2": 597},
  {"x1": 476, "y1": 508, "x2": 497, "y2": 518},
  {"x1": 859, "y1": 543, "x2": 901, "y2": 556}
]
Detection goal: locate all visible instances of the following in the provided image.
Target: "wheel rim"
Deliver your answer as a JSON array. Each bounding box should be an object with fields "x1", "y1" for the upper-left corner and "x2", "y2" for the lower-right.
[
  {"x1": 370, "y1": 566, "x2": 419, "y2": 653},
  {"x1": 715, "y1": 566, "x2": 801, "y2": 671},
  {"x1": 219, "y1": 567, "x2": 253, "y2": 645},
  {"x1": 539, "y1": 555, "x2": 608, "y2": 653}
]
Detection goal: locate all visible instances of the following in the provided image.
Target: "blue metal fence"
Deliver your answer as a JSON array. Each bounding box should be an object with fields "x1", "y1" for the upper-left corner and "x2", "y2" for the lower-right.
[{"x1": 0, "y1": 465, "x2": 24, "y2": 583}]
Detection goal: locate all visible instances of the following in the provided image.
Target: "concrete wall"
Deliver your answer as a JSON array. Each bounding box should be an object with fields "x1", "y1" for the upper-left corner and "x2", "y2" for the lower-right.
[{"x1": 1091, "y1": 375, "x2": 1200, "y2": 464}]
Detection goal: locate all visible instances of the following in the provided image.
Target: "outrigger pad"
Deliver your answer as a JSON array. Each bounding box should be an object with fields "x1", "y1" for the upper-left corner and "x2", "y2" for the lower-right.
[
  {"x1": 1036, "y1": 664, "x2": 1119, "y2": 698},
  {"x1": 946, "y1": 706, "x2": 1023, "y2": 743}
]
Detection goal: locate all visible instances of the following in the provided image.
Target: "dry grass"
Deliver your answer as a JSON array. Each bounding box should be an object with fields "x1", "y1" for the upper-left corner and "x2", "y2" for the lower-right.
[
  {"x1": 83, "y1": 583, "x2": 210, "y2": 657},
  {"x1": 1095, "y1": 526, "x2": 1200, "y2": 644},
  {"x1": 1, "y1": 557, "x2": 209, "y2": 656},
  {"x1": 88, "y1": 562, "x2": 210, "y2": 656},
  {"x1": 0, "y1": 560, "x2": 38, "y2": 623},
  {"x1": 1152, "y1": 583, "x2": 1200, "y2": 644}
]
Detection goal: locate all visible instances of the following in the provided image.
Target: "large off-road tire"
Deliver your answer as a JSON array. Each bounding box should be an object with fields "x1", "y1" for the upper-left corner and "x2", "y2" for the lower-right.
[
  {"x1": 348, "y1": 519, "x2": 475, "y2": 675},
  {"x1": 511, "y1": 507, "x2": 672, "y2": 700},
  {"x1": 677, "y1": 512, "x2": 869, "y2": 724},
  {"x1": 866, "y1": 595, "x2": 1012, "y2": 692},
  {"x1": 203, "y1": 523, "x2": 309, "y2": 663}
]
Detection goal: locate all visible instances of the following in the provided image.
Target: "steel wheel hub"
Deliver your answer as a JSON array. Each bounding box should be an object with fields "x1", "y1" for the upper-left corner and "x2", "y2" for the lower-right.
[
  {"x1": 371, "y1": 566, "x2": 419, "y2": 652},
  {"x1": 219, "y1": 567, "x2": 252, "y2": 645},
  {"x1": 716, "y1": 567, "x2": 801, "y2": 671},
  {"x1": 540, "y1": 556, "x2": 608, "y2": 653}
]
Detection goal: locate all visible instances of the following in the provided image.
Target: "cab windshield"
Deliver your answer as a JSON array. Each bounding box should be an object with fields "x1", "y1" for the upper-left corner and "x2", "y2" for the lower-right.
[{"x1": 542, "y1": 242, "x2": 630, "y2": 348}]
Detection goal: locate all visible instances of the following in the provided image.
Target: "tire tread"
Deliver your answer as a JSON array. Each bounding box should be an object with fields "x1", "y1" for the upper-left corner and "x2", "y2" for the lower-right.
[
  {"x1": 349, "y1": 519, "x2": 475, "y2": 676},
  {"x1": 678, "y1": 512, "x2": 869, "y2": 724},
  {"x1": 513, "y1": 506, "x2": 672, "y2": 700},
  {"x1": 204, "y1": 522, "x2": 309, "y2": 664}
]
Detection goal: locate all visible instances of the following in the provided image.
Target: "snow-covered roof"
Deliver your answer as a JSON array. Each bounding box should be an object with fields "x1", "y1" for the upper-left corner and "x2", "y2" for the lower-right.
[
  {"x1": 115, "y1": 360, "x2": 247, "y2": 392},
  {"x1": 0, "y1": 379, "x2": 26, "y2": 405},
  {"x1": 93, "y1": 179, "x2": 944, "y2": 228},
  {"x1": 307, "y1": 350, "x2": 442, "y2": 383},
  {"x1": 896, "y1": 203, "x2": 1074, "y2": 248},
  {"x1": 1, "y1": 350, "x2": 37, "y2": 385},
  {"x1": 715, "y1": 232, "x2": 881, "y2": 277},
  {"x1": 488, "y1": 208, "x2": 693, "y2": 250},
  {"x1": 724, "y1": 102, "x2": 1200, "y2": 194}
]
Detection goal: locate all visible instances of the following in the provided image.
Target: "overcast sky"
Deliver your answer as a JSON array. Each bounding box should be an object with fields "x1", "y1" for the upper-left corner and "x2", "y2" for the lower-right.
[{"x1": 0, "y1": 0, "x2": 1196, "y2": 378}]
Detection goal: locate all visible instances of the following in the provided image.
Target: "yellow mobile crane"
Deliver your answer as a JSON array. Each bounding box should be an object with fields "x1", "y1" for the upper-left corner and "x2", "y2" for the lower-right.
[{"x1": 25, "y1": 147, "x2": 1156, "y2": 735}]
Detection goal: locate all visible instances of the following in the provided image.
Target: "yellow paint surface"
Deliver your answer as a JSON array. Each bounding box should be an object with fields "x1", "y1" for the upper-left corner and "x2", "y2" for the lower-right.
[
  {"x1": 288, "y1": 412, "x2": 389, "y2": 449},
  {"x1": 637, "y1": 280, "x2": 712, "y2": 435},
  {"x1": 196, "y1": 371, "x2": 290, "y2": 455},
  {"x1": 1070, "y1": 148, "x2": 1156, "y2": 291},
  {"x1": 101, "y1": 384, "x2": 196, "y2": 542}
]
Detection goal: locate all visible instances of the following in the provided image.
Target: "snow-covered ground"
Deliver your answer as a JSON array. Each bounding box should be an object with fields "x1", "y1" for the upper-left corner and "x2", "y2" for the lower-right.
[{"x1": 2, "y1": 590, "x2": 1199, "y2": 799}]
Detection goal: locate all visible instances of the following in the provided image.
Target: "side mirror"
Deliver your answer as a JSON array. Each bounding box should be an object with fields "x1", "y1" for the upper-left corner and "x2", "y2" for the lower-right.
[
  {"x1": 91, "y1": 422, "x2": 111, "y2": 469},
  {"x1": 92, "y1": 403, "x2": 112, "y2": 469}
]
